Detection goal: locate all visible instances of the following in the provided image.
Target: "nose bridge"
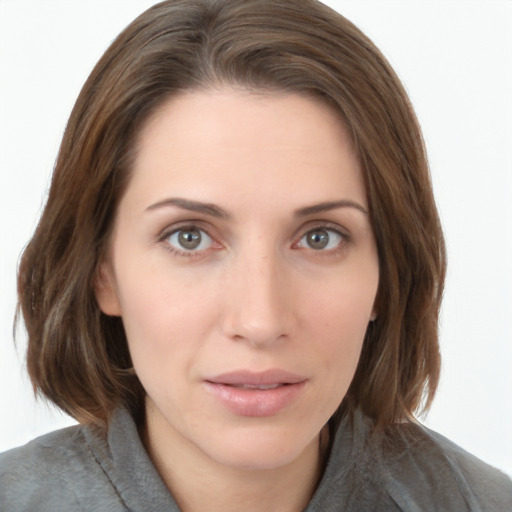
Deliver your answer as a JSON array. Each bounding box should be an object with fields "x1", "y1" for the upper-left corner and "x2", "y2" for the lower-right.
[{"x1": 222, "y1": 239, "x2": 290, "y2": 346}]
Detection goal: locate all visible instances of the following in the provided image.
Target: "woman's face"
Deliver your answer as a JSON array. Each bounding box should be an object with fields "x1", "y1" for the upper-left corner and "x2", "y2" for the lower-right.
[{"x1": 96, "y1": 90, "x2": 379, "y2": 471}]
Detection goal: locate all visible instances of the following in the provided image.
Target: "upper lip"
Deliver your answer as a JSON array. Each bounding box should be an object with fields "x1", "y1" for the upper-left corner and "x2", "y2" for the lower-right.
[{"x1": 205, "y1": 369, "x2": 307, "y2": 386}]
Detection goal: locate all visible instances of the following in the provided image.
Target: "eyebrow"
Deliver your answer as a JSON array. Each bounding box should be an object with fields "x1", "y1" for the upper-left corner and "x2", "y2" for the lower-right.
[
  {"x1": 145, "y1": 197, "x2": 368, "y2": 218},
  {"x1": 145, "y1": 197, "x2": 230, "y2": 218},
  {"x1": 294, "y1": 200, "x2": 368, "y2": 216}
]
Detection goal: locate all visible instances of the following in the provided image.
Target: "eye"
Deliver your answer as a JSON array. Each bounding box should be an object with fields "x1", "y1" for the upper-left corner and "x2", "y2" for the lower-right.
[
  {"x1": 166, "y1": 227, "x2": 213, "y2": 253},
  {"x1": 297, "y1": 228, "x2": 344, "y2": 251}
]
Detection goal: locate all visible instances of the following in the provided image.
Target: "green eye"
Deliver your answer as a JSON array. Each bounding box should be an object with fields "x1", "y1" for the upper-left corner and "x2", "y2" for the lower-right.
[
  {"x1": 300, "y1": 228, "x2": 343, "y2": 250},
  {"x1": 167, "y1": 227, "x2": 213, "y2": 252}
]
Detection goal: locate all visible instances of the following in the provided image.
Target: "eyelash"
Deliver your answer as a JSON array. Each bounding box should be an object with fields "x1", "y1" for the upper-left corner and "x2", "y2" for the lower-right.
[
  {"x1": 293, "y1": 225, "x2": 349, "y2": 256},
  {"x1": 158, "y1": 222, "x2": 350, "y2": 258},
  {"x1": 159, "y1": 223, "x2": 218, "y2": 258}
]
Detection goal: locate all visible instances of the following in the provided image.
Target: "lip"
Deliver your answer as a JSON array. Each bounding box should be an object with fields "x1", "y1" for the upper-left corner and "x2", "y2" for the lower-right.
[
  {"x1": 203, "y1": 369, "x2": 307, "y2": 417},
  {"x1": 206, "y1": 369, "x2": 306, "y2": 386}
]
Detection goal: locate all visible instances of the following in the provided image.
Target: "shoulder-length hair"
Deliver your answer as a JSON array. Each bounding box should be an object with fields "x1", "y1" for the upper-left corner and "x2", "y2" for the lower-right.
[{"x1": 17, "y1": 0, "x2": 446, "y2": 428}]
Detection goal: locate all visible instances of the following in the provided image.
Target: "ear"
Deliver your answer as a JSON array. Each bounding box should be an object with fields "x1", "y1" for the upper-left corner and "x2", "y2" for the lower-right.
[{"x1": 94, "y1": 261, "x2": 122, "y2": 316}]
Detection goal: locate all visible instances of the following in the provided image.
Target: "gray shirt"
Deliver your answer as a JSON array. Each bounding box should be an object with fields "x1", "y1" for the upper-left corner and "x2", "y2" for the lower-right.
[{"x1": 1, "y1": 407, "x2": 511, "y2": 511}]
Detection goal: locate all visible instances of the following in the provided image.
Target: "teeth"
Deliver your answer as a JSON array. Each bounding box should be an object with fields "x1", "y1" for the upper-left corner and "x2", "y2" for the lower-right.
[{"x1": 233, "y1": 384, "x2": 281, "y2": 390}]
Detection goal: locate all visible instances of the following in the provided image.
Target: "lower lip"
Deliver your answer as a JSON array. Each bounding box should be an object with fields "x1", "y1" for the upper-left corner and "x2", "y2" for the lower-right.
[{"x1": 203, "y1": 381, "x2": 306, "y2": 417}]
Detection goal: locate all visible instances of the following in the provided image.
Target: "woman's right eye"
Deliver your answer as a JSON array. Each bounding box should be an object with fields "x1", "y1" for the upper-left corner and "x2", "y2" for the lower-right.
[{"x1": 165, "y1": 227, "x2": 214, "y2": 254}]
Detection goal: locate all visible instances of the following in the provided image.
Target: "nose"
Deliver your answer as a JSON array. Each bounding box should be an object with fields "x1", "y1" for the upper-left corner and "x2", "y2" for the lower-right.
[{"x1": 221, "y1": 246, "x2": 293, "y2": 348}]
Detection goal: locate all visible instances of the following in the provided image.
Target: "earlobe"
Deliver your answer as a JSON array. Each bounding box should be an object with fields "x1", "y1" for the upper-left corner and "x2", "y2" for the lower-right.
[{"x1": 94, "y1": 262, "x2": 122, "y2": 316}]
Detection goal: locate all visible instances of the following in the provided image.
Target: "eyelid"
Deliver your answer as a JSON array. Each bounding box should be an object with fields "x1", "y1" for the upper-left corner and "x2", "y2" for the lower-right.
[
  {"x1": 291, "y1": 221, "x2": 351, "y2": 254},
  {"x1": 168, "y1": 228, "x2": 213, "y2": 251},
  {"x1": 292, "y1": 220, "x2": 350, "y2": 242},
  {"x1": 158, "y1": 219, "x2": 216, "y2": 240},
  {"x1": 158, "y1": 221, "x2": 223, "y2": 257}
]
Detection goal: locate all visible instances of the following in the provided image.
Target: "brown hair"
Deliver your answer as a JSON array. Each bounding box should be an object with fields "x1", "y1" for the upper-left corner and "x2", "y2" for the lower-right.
[{"x1": 17, "y1": 0, "x2": 446, "y2": 428}]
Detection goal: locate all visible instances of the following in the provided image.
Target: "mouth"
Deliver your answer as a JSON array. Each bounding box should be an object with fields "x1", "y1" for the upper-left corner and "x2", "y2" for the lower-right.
[
  {"x1": 225, "y1": 383, "x2": 283, "y2": 390},
  {"x1": 203, "y1": 369, "x2": 307, "y2": 417},
  {"x1": 205, "y1": 369, "x2": 306, "y2": 387}
]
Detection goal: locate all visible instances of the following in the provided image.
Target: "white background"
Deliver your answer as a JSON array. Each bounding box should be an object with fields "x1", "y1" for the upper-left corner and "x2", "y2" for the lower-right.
[{"x1": 1, "y1": 1, "x2": 511, "y2": 477}]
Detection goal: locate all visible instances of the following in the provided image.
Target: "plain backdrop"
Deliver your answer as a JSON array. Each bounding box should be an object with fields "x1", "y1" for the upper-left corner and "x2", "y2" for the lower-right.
[{"x1": 1, "y1": 0, "x2": 511, "y2": 477}]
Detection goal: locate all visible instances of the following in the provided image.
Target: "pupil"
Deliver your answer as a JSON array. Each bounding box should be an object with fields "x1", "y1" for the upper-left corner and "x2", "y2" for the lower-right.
[
  {"x1": 178, "y1": 229, "x2": 201, "y2": 250},
  {"x1": 307, "y1": 230, "x2": 329, "y2": 250}
]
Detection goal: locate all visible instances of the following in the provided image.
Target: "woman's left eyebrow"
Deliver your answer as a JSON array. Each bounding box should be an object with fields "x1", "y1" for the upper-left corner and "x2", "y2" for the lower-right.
[{"x1": 294, "y1": 200, "x2": 368, "y2": 217}]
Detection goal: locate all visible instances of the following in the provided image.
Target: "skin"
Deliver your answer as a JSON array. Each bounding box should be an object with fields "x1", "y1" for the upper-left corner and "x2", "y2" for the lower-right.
[{"x1": 95, "y1": 89, "x2": 379, "y2": 512}]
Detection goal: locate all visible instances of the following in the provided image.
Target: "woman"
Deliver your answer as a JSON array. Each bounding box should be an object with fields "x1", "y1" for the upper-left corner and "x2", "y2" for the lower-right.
[{"x1": 1, "y1": 0, "x2": 511, "y2": 510}]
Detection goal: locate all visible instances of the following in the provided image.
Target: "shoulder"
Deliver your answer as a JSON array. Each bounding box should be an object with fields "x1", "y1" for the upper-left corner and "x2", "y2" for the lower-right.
[
  {"x1": 378, "y1": 420, "x2": 512, "y2": 511},
  {"x1": 0, "y1": 423, "x2": 126, "y2": 512},
  {"x1": 312, "y1": 411, "x2": 512, "y2": 511}
]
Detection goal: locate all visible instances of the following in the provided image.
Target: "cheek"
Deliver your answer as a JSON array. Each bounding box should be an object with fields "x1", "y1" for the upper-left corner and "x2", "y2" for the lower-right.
[
  {"x1": 297, "y1": 291, "x2": 372, "y2": 425},
  {"x1": 112, "y1": 257, "x2": 220, "y2": 367},
  {"x1": 308, "y1": 274, "x2": 377, "y2": 337},
  {"x1": 304, "y1": 269, "x2": 377, "y2": 374}
]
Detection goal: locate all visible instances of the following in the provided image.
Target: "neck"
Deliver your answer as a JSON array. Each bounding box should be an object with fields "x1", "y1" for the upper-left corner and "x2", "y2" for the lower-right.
[{"x1": 143, "y1": 413, "x2": 323, "y2": 512}]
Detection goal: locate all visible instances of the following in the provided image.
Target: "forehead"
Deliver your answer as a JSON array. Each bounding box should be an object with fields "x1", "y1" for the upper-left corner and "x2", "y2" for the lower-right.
[{"x1": 124, "y1": 88, "x2": 367, "y2": 213}]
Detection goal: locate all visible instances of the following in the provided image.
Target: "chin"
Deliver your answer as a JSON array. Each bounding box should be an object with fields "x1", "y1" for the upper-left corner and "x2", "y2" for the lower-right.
[{"x1": 201, "y1": 425, "x2": 319, "y2": 471}]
